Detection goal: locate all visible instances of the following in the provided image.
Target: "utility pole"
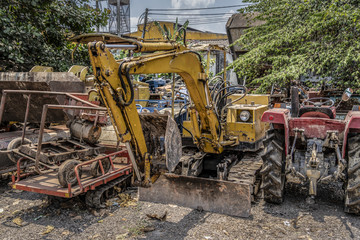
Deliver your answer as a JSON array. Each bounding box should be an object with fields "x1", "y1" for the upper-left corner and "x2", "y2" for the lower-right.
[{"x1": 142, "y1": 8, "x2": 149, "y2": 39}]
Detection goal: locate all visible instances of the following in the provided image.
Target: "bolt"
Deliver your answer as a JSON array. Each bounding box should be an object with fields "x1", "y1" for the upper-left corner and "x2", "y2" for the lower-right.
[
  {"x1": 105, "y1": 70, "x2": 110, "y2": 76},
  {"x1": 100, "y1": 43, "x2": 105, "y2": 51}
]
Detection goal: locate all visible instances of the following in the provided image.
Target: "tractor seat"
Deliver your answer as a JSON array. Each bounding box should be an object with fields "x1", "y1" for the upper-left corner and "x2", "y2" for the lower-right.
[{"x1": 298, "y1": 107, "x2": 335, "y2": 119}]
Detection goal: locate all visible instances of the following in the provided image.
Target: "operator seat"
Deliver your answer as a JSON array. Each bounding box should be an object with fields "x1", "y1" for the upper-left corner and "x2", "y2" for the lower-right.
[{"x1": 298, "y1": 107, "x2": 335, "y2": 119}]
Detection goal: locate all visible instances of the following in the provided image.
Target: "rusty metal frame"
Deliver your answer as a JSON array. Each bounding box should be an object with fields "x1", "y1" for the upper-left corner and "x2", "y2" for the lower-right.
[
  {"x1": 0, "y1": 90, "x2": 103, "y2": 143},
  {"x1": 11, "y1": 150, "x2": 132, "y2": 198},
  {"x1": 0, "y1": 90, "x2": 109, "y2": 174},
  {"x1": 35, "y1": 104, "x2": 106, "y2": 173},
  {"x1": 74, "y1": 150, "x2": 131, "y2": 192}
]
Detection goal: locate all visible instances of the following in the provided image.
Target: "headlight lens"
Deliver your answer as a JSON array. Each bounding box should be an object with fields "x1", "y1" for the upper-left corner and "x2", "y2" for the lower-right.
[{"x1": 239, "y1": 111, "x2": 251, "y2": 122}]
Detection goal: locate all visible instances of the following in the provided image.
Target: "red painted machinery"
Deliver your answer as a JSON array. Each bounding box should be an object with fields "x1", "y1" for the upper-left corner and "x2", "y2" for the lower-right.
[
  {"x1": 261, "y1": 87, "x2": 360, "y2": 214},
  {"x1": 0, "y1": 90, "x2": 133, "y2": 207},
  {"x1": 12, "y1": 150, "x2": 132, "y2": 208}
]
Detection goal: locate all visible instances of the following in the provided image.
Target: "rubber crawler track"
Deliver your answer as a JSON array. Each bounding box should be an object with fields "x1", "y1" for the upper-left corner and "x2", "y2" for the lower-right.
[
  {"x1": 345, "y1": 135, "x2": 360, "y2": 214},
  {"x1": 260, "y1": 131, "x2": 285, "y2": 204},
  {"x1": 85, "y1": 174, "x2": 132, "y2": 208}
]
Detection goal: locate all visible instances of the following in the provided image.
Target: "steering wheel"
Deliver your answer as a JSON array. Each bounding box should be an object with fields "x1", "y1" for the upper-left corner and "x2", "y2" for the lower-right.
[{"x1": 302, "y1": 97, "x2": 334, "y2": 107}]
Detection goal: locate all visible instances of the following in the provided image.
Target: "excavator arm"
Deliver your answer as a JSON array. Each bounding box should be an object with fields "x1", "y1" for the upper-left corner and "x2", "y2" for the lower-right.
[{"x1": 88, "y1": 40, "x2": 223, "y2": 180}]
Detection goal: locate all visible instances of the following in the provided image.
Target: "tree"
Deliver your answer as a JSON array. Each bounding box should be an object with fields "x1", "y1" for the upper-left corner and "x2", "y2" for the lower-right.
[
  {"x1": 230, "y1": 0, "x2": 360, "y2": 92},
  {"x1": 0, "y1": 0, "x2": 108, "y2": 72}
]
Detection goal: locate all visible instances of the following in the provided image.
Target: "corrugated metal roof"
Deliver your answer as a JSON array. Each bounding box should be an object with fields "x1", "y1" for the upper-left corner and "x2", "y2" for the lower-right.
[{"x1": 226, "y1": 13, "x2": 265, "y2": 29}]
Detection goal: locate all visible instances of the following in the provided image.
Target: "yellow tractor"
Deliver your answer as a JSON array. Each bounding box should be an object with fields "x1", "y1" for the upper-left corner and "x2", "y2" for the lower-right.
[{"x1": 71, "y1": 33, "x2": 270, "y2": 217}]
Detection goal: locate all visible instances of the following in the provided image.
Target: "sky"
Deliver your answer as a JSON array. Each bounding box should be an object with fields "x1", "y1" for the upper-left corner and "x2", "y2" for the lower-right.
[{"x1": 130, "y1": 0, "x2": 247, "y2": 34}]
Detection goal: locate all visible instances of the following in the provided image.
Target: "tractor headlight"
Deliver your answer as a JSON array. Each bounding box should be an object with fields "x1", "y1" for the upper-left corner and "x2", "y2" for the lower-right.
[{"x1": 239, "y1": 111, "x2": 251, "y2": 122}]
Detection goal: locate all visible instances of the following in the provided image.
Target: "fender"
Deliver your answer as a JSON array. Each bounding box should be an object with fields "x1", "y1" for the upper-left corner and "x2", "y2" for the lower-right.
[
  {"x1": 261, "y1": 109, "x2": 290, "y2": 155},
  {"x1": 342, "y1": 111, "x2": 360, "y2": 158}
]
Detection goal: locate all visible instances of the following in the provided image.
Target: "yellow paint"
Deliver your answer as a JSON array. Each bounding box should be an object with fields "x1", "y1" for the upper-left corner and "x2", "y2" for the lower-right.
[
  {"x1": 228, "y1": 94, "x2": 270, "y2": 106},
  {"x1": 29, "y1": 66, "x2": 53, "y2": 72},
  {"x1": 225, "y1": 105, "x2": 269, "y2": 142},
  {"x1": 126, "y1": 21, "x2": 227, "y2": 41},
  {"x1": 68, "y1": 65, "x2": 88, "y2": 81},
  {"x1": 183, "y1": 103, "x2": 270, "y2": 143},
  {"x1": 133, "y1": 82, "x2": 150, "y2": 107}
]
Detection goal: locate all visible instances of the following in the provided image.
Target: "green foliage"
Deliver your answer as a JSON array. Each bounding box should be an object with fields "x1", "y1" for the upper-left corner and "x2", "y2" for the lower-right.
[
  {"x1": 202, "y1": 57, "x2": 216, "y2": 79},
  {"x1": 0, "y1": 0, "x2": 108, "y2": 72},
  {"x1": 230, "y1": 0, "x2": 360, "y2": 92},
  {"x1": 154, "y1": 18, "x2": 189, "y2": 45}
]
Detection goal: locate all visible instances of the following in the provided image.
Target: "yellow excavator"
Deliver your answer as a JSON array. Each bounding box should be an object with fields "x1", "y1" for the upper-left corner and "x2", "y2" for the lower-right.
[{"x1": 73, "y1": 33, "x2": 270, "y2": 217}]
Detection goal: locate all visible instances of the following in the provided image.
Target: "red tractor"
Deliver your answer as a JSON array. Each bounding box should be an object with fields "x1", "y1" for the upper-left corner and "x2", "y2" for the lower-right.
[{"x1": 261, "y1": 87, "x2": 360, "y2": 214}]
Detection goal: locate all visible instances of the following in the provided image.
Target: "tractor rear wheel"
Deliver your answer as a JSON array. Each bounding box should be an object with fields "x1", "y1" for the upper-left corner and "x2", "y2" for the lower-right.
[
  {"x1": 345, "y1": 135, "x2": 360, "y2": 215},
  {"x1": 260, "y1": 130, "x2": 286, "y2": 204}
]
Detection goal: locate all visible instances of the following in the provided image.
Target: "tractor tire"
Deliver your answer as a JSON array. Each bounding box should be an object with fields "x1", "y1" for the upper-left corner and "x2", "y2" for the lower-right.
[
  {"x1": 58, "y1": 160, "x2": 82, "y2": 188},
  {"x1": 260, "y1": 130, "x2": 285, "y2": 204},
  {"x1": 345, "y1": 135, "x2": 360, "y2": 215},
  {"x1": 7, "y1": 137, "x2": 32, "y2": 163},
  {"x1": 90, "y1": 156, "x2": 111, "y2": 177}
]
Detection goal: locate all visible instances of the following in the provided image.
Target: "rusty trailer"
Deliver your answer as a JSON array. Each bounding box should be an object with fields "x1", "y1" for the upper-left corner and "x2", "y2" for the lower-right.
[{"x1": 11, "y1": 150, "x2": 132, "y2": 201}]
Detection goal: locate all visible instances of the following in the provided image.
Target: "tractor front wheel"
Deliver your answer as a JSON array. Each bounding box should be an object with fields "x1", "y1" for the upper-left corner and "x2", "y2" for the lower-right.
[
  {"x1": 345, "y1": 135, "x2": 360, "y2": 215},
  {"x1": 260, "y1": 130, "x2": 286, "y2": 204}
]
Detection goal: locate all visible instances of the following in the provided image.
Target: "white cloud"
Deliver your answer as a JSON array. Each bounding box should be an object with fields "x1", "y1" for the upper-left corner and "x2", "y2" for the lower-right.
[{"x1": 171, "y1": 0, "x2": 215, "y2": 9}]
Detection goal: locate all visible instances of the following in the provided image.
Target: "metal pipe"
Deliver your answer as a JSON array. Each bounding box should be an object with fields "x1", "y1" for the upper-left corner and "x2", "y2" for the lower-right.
[
  {"x1": 104, "y1": 44, "x2": 137, "y2": 50},
  {"x1": 0, "y1": 92, "x2": 7, "y2": 123},
  {"x1": 21, "y1": 94, "x2": 31, "y2": 144},
  {"x1": 1, "y1": 90, "x2": 99, "y2": 108},
  {"x1": 290, "y1": 130, "x2": 298, "y2": 156},
  {"x1": 35, "y1": 104, "x2": 48, "y2": 174},
  {"x1": 125, "y1": 141, "x2": 141, "y2": 182},
  {"x1": 142, "y1": 8, "x2": 149, "y2": 39},
  {"x1": 46, "y1": 105, "x2": 106, "y2": 111},
  {"x1": 223, "y1": 50, "x2": 227, "y2": 83},
  {"x1": 171, "y1": 73, "x2": 175, "y2": 118},
  {"x1": 116, "y1": 0, "x2": 121, "y2": 36}
]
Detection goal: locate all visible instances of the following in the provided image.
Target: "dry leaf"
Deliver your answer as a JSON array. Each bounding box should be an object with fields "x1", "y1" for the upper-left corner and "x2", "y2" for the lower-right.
[
  {"x1": 12, "y1": 210, "x2": 21, "y2": 215},
  {"x1": 223, "y1": 230, "x2": 229, "y2": 236},
  {"x1": 98, "y1": 220, "x2": 103, "y2": 223},
  {"x1": 12, "y1": 217, "x2": 23, "y2": 226},
  {"x1": 117, "y1": 193, "x2": 137, "y2": 208},
  {"x1": 42, "y1": 225, "x2": 55, "y2": 235}
]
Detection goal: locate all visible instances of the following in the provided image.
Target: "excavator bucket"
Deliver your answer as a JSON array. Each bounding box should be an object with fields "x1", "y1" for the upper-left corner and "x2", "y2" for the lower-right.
[
  {"x1": 139, "y1": 111, "x2": 182, "y2": 171},
  {"x1": 139, "y1": 174, "x2": 251, "y2": 217}
]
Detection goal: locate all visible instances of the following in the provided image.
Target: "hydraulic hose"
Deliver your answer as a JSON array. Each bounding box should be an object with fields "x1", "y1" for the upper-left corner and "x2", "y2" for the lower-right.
[{"x1": 117, "y1": 61, "x2": 134, "y2": 106}]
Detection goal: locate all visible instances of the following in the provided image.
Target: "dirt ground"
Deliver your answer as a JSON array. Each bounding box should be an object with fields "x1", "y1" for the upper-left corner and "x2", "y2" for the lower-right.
[{"x1": 0, "y1": 176, "x2": 359, "y2": 240}]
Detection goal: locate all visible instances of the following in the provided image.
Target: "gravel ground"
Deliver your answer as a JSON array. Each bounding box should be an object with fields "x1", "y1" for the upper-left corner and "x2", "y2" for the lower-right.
[{"x1": 0, "y1": 176, "x2": 359, "y2": 240}]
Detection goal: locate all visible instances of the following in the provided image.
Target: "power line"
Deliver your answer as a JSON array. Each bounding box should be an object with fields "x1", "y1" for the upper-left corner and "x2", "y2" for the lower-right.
[
  {"x1": 149, "y1": 4, "x2": 252, "y2": 11},
  {"x1": 154, "y1": 17, "x2": 229, "y2": 22},
  {"x1": 149, "y1": 13, "x2": 235, "y2": 16}
]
